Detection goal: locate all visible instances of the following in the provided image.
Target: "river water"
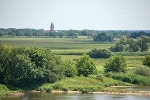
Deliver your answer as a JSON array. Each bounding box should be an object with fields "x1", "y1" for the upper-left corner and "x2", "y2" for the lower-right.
[{"x1": 1, "y1": 92, "x2": 150, "y2": 100}]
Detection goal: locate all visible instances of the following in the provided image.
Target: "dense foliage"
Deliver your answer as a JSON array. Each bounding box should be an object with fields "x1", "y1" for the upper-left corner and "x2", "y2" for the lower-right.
[
  {"x1": 0, "y1": 44, "x2": 66, "y2": 87},
  {"x1": 93, "y1": 33, "x2": 114, "y2": 42},
  {"x1": 64, "y1": 60, "x2": 77, "y2": 77},
  {"x1": 87, "y1": 48, "x2": 114, "y2": 58},
  {"x1": 109, "y1": 36, "x2": 150, "y2": 52},
  {"x1": 143, "y1": 55, "x2": 150, "y2": 67},
  {"x1": 104, "y1": 55, "x2": 127, "y2": 73},
  {"x1": 76, "y1": 54, "x2": 97, "y2": 77}
]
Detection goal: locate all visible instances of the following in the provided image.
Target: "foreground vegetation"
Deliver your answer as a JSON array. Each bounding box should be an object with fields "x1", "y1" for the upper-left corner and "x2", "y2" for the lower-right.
[{"x1": 0, "y1": 37, "x2": 150, "y2": 96}]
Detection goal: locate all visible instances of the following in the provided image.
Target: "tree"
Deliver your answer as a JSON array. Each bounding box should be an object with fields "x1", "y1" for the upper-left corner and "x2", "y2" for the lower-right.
[
  {"x1": 137, "y1": 36, "x2": 150, "y2": 52},
  {"x1": 76, "y1": 54, "x2": 97, "y2": 77},
  {"x1": 67, "y1": 30, "x2": 78, "y2": 38},
  {"x1": 64, "y1": 60, "x2": 77, "y2": 77},
  {"x1": 104, "y1": 55, "x2": 127, "y2": 73},
  {"x1": 127, "y1": 38, "x2": 140, "y2": 52},
  {"x1": 143, "y1": 55, "x2": 150, "y2": 67},
  {"x1": 94, "y1": 33, "x2": 114, "y2": 42}
]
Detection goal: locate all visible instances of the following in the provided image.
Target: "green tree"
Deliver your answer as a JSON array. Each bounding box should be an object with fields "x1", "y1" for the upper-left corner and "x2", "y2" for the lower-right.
[
  {"x1": 137, "y1": 36, "x2": 150, "y2": 52},
  {"x1": 143, "y1": 55, "x2": 150, "y2": 67},
  {"x1": 67, "y1": 30, "x2": 78, "y2": 38},
  {"x1": 127, "y1": 38, "x2": 140, "y2": 52},
  {"x1": 76, "y1": 54, "x2": 97, "y2": 77},
  {"x1": 64, "y1": 60, "x2": 77, "y2": 77},
  {"x1": 104, "y1": 55, "x2": 127, "y2": 73},
  {"x1": 94, "y1": 33, "x2": 114, "y2": 42}
]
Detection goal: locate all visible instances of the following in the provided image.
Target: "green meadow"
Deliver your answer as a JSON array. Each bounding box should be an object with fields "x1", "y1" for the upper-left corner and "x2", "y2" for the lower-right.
[
  {"x1": 0, "y1": 37, "x2": 148, "y2": 71},
  {"x1": 1, "y1": 37, "x2": 150, "y2": 94}
]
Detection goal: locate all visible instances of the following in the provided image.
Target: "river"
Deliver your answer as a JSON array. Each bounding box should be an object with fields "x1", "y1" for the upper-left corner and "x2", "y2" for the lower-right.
[{"x1": 1, "y1": 92, "x2": 150, "y2": 100}]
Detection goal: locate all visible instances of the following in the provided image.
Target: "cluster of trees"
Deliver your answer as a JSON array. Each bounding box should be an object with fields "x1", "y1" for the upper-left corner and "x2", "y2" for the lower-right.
[
  {"x1": 0, "y1": 45, "x2": 65, "y2": 87},
  {"x1": 0, "y1": 44, "x2": 97, "y2": 87},
  {"x1": 109, "y1": 36, "x2": 150, "y2": 52},
  {"x1": 87, "y1": 48, "x2": 114, "y2": 58}
]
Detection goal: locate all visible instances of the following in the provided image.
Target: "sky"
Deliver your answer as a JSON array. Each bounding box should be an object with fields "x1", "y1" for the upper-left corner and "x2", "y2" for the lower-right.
[{"x1": 0, "y1": 0, "x2": 150, "y2": 30}]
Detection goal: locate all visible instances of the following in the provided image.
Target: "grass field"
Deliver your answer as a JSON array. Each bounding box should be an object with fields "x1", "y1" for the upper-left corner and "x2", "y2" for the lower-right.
[
  {"x1": 0, "y1": 37, "x2": 114, "y2": 53},
  {"x1": 0, "y1": 37, "x2": 149, "y2": 71}
]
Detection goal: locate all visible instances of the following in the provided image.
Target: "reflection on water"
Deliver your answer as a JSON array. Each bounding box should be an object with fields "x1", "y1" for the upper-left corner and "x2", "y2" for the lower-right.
[{"x1": 1, "y1": 92, "x2": 150, "y2": 100}]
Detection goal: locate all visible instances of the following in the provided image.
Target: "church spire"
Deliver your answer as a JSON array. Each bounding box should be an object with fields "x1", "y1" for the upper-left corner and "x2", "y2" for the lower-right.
[{"x1": 50, "y1": 22, "x2": 54, "y2": 32}]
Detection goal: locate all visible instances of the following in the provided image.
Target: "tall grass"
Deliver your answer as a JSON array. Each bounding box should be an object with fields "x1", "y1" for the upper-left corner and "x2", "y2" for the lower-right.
[{"x1": 36, "y1": 76, "x2": 125, "y2": 93}]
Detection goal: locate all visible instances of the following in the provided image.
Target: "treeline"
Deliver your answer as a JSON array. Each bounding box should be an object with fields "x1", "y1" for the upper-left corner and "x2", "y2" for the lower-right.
[{"x1": 0, "y1": 28, "x2": 150, "y2": 39}]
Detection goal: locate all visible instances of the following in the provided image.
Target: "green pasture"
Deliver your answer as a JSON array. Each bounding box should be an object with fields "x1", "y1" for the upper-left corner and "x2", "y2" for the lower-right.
[
  {"x1": 0, "y1": 37, "x2": 113, "y2": 53},
  {"x1": 0, "y1": 37, "x2": 148, "y2": 71}
]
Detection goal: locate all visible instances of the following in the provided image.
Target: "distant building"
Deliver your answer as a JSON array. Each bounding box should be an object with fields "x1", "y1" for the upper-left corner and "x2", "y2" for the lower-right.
[
  {"x1": 50, "y1": 22, "x2": 54, "y2": 32},
  {"x1": 44, "y1": 22, "x2": 56, "y2": 32}
]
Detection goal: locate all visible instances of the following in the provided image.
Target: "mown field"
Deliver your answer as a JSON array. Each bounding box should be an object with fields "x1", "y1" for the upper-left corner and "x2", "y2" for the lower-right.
[{"x1": 0, "y1": 37, "x2": 149, "y2": 72}]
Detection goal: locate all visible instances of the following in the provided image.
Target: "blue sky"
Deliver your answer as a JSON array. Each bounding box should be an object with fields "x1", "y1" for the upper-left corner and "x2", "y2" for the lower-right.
[{"x1": 0, "y1": 0, "x2": 150, "y2": 30}]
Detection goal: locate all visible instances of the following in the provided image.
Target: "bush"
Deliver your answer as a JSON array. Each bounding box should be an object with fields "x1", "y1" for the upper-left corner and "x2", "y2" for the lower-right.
[
  {"x1": 111, "y1": 73, "x2": 132, "y2": 83},
  {"x1": 143, "y1": 55, "x2": 150, "y2": 67},
  {"x1": 105, "y1": 72, "x2": 150, "y2": 86},
  {"x1": 87, "y1": 48, "x2": 114, "y2": 58},
  {"x1": 64, "y1": 60, "x2": 77, "y2": 77},
  {"x1": 104, "y1": 55, "x2": 127, "y2": 73},
  {"x1": 134, "y1": 66, "x2": 150, "y2": 76},
  {"x1": 130, "y1": 74, "x2": 150, "y2": 86},
  {"x1": 52, "y1": 84, "x2": 62, "y2": 90},
  {"x1": 46, "y1": 88, "x2": 52, "y2": 93},
  {"x1": 76, "y1": 54, "x2": 97, "y2": 77}
]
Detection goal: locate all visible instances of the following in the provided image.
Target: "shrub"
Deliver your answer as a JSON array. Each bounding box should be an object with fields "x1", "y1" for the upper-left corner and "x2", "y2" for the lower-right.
[
  {"x1": 64, "y1": 60, "x2": 77, "y2": 77},
  {"x1": 81, "y1": 88, "x2": 89, "y2": 93},
  {"x1": 52, "y1": 84, "x2": 62, "y2": 90},
  {"x1": 87, "y1": 48, "x2": 114, "y2": 58},
  {"x1": 104, "y1": 55, "x2": 127, "y2": 73},
  {"x1": 76, "y1": 54, "x2": 97, "y2": 77},
  {"x1": 111, "y1": 73, "x2": 132, "y2": 83},
  {"x1": 46, "y1": 88, "x2": 52, "y2": 93},
  {"x1": 134, "y1": 66, "x2": 150, "y2": 76},
  {"x1": 143, "y1": 55, "x2": 150, "y2": 67}
]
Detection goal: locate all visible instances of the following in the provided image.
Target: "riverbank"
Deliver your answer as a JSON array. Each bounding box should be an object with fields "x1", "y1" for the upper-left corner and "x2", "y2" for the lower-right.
[
  {"x1": 28, "y1": 86, "x2": 150, "y2": 96},
  {"x1": 2, "y1": 87, "x2": 150, "y2": 97}
]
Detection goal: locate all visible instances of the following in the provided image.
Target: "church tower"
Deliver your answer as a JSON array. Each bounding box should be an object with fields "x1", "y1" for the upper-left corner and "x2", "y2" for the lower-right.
[{"x1": 50, "y1": 22, "x2": 54, "y2": 32}]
